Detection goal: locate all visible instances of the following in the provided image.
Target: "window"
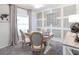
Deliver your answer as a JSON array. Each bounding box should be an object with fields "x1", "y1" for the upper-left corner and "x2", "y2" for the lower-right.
[
  {"x1": 37, "y1": 12, "x2": 42, "y2": 19},
  {"x1": 63, "y1": 5, "x2": 76, "y2": 16},
  {"x1": 37, "y1": 20, "x2": 42, "y2": 27},
  {"x1": 17, "y1": 8, "x2": 29, "y2": 35},
  {"x1": 17, "y1": 16, "x2": 29, "y2": 32}
]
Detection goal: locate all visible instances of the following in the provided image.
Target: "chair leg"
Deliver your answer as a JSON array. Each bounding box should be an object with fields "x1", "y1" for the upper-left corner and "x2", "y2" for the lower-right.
[
  {"x1": 22, "y1": 42, "x2": 24, "y2": 48},
  {"x1": 32, "y1": 50, "x2": 36, "y2": 55},
  {"x1": 22, "y1": 43, "x2": 23, "y2": 48},
  {"x1": 40, "y1": 50, "x2": 43, "y2": 54}
]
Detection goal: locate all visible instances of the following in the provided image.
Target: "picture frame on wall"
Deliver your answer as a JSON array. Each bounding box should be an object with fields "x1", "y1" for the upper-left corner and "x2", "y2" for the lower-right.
[{"x1": 0, "y1": 14, "x2": 9, "y2": 23}]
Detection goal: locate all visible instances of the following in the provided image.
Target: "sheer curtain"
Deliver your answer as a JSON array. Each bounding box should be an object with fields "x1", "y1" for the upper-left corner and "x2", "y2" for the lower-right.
[
  {"x1": 9, "y1": 4, "x2": 18, "y2": 46},
  {"x1": 9, "y1": 5, "x2": 32, "y2": 46},
  {"x1": 17, "y1": 8, "x2": 29, "y2": 36},
  {"x1": 27, "y1": 9, "x2": 32, "y2": 32},
  {"x1": 17, "y1": 16, "x2": 29, "y2": 34}
]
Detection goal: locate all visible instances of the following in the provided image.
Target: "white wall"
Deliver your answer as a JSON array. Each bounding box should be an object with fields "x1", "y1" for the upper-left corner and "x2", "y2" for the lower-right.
[
  {"x1": 0, "y1": 23, "x2": 10, "y2": 49},
  {"x1": 76, "y1": 4, "x2": 79, "y2": 14},
  {"x1": 0, "y1": 5, "x2": 10, "y2": 49}
]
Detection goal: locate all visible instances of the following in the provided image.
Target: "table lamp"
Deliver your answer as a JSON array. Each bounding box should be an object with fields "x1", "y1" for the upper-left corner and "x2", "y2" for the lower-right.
[{"x1": 69, "y1": 14, "x2": 79, "y2": 42}]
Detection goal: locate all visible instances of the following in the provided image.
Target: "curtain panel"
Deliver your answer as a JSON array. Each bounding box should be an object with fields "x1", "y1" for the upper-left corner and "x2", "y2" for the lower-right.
[
  {"x1": 27, "y1": 9, "x2": 32, "y2": 32},
  {"x1": 9, "y1": 4, "x2": 18, "y2": 46}
]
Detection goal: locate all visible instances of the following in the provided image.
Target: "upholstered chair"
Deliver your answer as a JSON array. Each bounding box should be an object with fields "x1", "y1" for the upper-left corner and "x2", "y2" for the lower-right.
[
  {"x1": 30, "y1": 32, "x2": 45, "y2": 55},
  {"x1": 20, "y1": 30, "x2": 30, "y2": 48}
]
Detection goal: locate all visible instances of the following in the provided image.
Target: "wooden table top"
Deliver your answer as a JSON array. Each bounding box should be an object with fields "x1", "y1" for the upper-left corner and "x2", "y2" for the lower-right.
[{"x1": 63, "y1": 31, "x2": 79, "y2": 49}]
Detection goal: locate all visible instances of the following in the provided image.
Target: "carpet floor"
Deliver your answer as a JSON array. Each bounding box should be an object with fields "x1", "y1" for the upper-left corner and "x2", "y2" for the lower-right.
[{"x1": 0, "y1": 40, "x2": 63, "y2": 55}]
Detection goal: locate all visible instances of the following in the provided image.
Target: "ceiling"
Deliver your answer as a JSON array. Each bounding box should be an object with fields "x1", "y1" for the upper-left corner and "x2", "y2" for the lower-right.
[
  {"x1": 0, "y1": 4, "x2": 9, "y2": 14},
  {"x1": 15, "y1": 4, "x2": 62, "y2": 10},
  {"x1": 15, "y1": 4, "x2": 33, "y2": 9},
  {"x1": 0, "y1": 4, "x2": 74, "y2": 17}
]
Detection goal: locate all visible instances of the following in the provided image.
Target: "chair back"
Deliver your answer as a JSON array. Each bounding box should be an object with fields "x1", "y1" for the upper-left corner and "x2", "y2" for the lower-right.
[
  {"x1": 30, "y1": 32, "x2": 43, "y2": 46},
  {"x1": 20, "y1": 30, "x2": 25, "y2": 42}
]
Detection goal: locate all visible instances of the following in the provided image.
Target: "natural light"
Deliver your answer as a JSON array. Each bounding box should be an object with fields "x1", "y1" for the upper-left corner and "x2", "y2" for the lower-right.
[
  {"x1": 17, "y1": 16, "x2": 29, "y2": 35},
  {"x1": 69, "y1": 14, "x2": 79, "y2": 23}
]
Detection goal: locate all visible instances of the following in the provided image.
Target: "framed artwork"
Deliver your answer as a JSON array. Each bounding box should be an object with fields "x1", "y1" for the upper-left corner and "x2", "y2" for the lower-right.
[{"x1": 0, "y1": 14, "x2": 9, "y2": 23}]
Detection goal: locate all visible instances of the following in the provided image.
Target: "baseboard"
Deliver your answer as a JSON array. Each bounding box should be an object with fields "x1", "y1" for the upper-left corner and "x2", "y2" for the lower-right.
[{"x1": 0, "y1": 44, "x2": 9, "y2": 49}]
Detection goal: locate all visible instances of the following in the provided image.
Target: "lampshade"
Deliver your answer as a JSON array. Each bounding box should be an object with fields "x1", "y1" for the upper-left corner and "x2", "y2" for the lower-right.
[{"x1": 69, "y1": 14, "x2": 79, "y2": 23}]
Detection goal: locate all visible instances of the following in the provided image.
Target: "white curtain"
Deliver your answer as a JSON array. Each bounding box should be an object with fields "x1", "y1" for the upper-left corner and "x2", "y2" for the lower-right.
[
  {"x1": 9, "y1": 4, "x2": 18, "y2": 46},
  {"x1": 27, "y1": 9, "x2": 32, "y2": 32}
]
